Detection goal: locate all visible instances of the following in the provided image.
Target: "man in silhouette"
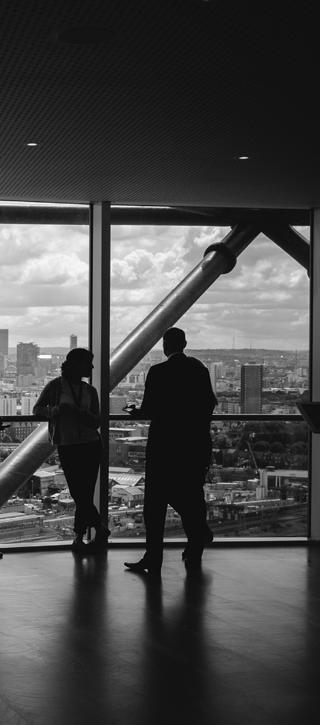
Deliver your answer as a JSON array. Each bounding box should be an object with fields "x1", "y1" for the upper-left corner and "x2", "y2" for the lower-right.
[{"x1": 124, "y1": 327, "x2": 217, "y2": 575}]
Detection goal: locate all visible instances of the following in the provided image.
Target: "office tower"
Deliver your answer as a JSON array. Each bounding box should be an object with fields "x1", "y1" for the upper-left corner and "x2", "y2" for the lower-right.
[
  {"x1": 209, "y1": 362, "x2": 222, "y2": 394},
  {"x1": 0, "y1": 354, "x2": 6, "y2": 375},
  {"x1": 70, "y1": 334, "x2": 77, "y2": 350},
  {"x1": 0, "y1": 395, "x2": 17, "y2": 415},
  {"x1": 37, "y1": 354, "x2": 52, "y2": 378},
  {"x1": 0, "y1": 329, "x2": 8, "y2": 355},
  {"x1": 240, "y1": 364, "x2": 263, "y2": 413},
  {"x1": 0, "y1": 329, "x2": 9, "y2": 372},
  {"x1": 17, "y1": 342, "x2": 40, "y2": 382},
  {"x1": 21, "y1": 395, "x2": 39, "y2": 415}
]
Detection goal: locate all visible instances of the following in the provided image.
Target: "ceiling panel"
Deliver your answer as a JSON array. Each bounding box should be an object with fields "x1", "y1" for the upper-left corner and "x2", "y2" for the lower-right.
[{"x1": 0, "y1": 0, "x2": 318, "y2": 207}]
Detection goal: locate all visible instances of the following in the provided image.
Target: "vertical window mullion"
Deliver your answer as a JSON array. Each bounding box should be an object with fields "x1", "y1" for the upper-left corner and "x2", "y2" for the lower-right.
[
  {"x1": 310, "y1": 210, "x2": 320, "y2": 540},
  {"x1": 90, "y1": 202, "x2": 110, "y2": 527}
]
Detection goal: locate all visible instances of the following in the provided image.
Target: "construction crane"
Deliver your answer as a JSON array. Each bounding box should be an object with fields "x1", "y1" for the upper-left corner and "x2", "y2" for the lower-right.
[{"x1": 232, "y1": 429, "x2": 259, "y2": 475}]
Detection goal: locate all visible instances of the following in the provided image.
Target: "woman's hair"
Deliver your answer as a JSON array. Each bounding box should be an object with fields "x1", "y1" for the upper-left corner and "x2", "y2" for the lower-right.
[{"x1": 61, "y1": 348, "x2": 93, "y2": 378}]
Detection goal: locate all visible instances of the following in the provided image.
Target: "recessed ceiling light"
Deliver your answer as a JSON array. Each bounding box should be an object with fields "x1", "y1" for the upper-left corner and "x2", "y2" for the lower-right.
[
  {"x1": 238, "y1": 155, "x2": 249, "y2": 160},
  {"x1": 26, "y1": 142, "x2": 38, "y2": 147}
]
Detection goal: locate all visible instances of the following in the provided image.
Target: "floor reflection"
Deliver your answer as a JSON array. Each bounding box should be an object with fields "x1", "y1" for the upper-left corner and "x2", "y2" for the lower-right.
[
  {"x1": 138, "y1": 569, "x2": 216, "y2": 725},
  {"x1": 45, "y1": 551, "x2": 110, "y2": 725}
]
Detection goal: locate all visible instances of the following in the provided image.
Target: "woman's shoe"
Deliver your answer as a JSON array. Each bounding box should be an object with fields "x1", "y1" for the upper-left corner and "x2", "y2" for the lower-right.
[
  {"x1": 86, "y1": 531, "x2": 109, "y2": 552},
  {"x1": 182, "y1": 530, "x2": 213, "y2": 560},
  {"x1": 184, "y1": 558, "x2": 202, "y2": 574},
  {"x1": 71, "y1": 537, "x2": 87, "y2": 552}
]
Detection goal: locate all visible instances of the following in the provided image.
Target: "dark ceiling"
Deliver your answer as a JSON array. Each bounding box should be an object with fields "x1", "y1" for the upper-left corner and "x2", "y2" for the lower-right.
[{"x1": 0, "y1": 0, "x2": 319, "y2": 208}]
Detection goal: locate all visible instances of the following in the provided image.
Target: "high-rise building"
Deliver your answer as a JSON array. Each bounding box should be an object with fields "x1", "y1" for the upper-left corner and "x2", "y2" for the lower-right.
[
  {"x1": 21, "y1": 395, "x2": 39, "y2": 415},
  {"x1": 0, "y1": 354, "x2": 6, "y2": 375},
  {"x1": 37, "y1": 354, "x2": 52, "y2": 378},
  {"x1": 0, "y1": 395, "x2": 17, "y2": 415},
  {"x1": 0, "y1": 329, "x2": 9, "y2": 356},
  {"x1": 70, "y1": 334, "x2": 77, "y2": 350},
  {"x1": 16, "y1": 342, "x2": 40, "y2": 382},
  {"x1": 0, "y1": 329, "x2": 9, "y2": 373},
  {"x1": 240, "y1": 364, "x2": 263, "y2": 413},
  {"x1": 209, "y1": 362, "x2": 222, "y2": 394}
]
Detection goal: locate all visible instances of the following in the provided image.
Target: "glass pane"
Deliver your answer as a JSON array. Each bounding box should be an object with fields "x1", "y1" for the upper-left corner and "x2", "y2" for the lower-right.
[
  {"x1": 108, "y1": 418, "x2": 308, "y2": 539},
  {"x1": 0, "y1": 423, "x2": 75, "y2": 544},
  {"x1": 109, "y1": 223, "x2": 309, "y2": 539},
  {"x1": 0, "y1": 209, "x2": 89, "y2": 545},
  {"x1": 208, "y1": 418, "x2": 308, "y2": 537}
]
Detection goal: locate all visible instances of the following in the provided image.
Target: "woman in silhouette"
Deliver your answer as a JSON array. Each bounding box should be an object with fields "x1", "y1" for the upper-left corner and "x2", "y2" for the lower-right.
[{"x1": 33, "y1": 347, "x2": 109, "y2": 552}]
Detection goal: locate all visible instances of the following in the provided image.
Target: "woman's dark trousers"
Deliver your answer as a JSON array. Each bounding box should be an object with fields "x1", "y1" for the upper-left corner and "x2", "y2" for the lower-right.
[{"x1": 58, "y1": 441, "x2": 101, "y2": 536}]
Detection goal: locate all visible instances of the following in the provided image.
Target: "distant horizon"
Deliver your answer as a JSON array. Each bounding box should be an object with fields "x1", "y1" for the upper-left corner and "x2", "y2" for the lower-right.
[{"x1": 7, "y1": 345, "x2": 309, "y2": 356}]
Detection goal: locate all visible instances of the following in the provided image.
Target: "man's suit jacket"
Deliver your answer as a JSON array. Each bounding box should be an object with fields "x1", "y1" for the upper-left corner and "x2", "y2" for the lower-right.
[{"x1": 139, "y1": 353, "x2": 217, "y2": 475}]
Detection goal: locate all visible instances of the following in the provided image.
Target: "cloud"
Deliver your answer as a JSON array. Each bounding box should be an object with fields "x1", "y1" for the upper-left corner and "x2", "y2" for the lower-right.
[
  {"x1": 0, "y1": 224, "x2": 89, "y2": 346},
  {"x1": 19, "y1": 254, "x2": 88, "y2": 286},
  {"x1": 110, "y1": 228, "x2": 310, "y2": 350},
  {"x1": 0, "y1": 224, "x2": 88, "y2": 265},
  {"x1": 0, "y1": 222, "x2": 310, "y2": 350},
  {"x1": 182, "y1": 226, "x2": 231, "y2": 264},
  {"x1": 0, "y1": 225, "x2": 89, "y2": 293}
]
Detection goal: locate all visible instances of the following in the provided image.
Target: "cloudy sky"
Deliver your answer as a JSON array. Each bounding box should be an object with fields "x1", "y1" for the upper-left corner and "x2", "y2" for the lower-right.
[
  {"x1": 0, "y1": 222, "x2": 309, "y2": 351},
  {"x1": 0, "y1": 224, "x2": 89, "y2": 349},
  {"x1": 110, "y1": 225, "x2": 309, "y2": 351}
]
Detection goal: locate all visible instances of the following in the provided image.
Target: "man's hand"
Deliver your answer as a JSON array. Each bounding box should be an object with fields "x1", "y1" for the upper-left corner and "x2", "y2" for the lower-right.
[
  {"x1": 50, "y1": 405, "x2": 62, "y2": 419},
  {"x1": 123, "y1": 403, "x2": 137, "y2": 416}
]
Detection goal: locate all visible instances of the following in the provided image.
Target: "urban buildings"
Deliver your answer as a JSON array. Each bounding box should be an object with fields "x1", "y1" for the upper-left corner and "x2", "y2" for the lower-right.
[{"x1": 69, "y1": 334, "x2": 77, "y2": 350}]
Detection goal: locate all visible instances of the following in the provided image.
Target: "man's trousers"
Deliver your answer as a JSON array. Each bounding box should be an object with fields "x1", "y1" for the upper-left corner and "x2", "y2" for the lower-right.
[{"x1": 143, "y1": 470, "x2": 211, "y2": 568}]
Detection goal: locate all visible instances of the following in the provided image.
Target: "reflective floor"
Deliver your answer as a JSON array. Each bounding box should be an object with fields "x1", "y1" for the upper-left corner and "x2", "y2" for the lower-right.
[{"x1": 0, "y1": 546, "x2": 319, "y2": 725}]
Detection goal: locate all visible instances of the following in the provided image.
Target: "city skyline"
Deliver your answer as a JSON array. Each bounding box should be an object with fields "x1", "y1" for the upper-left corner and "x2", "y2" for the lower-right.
[
  {"x1": 5, "y1": 343, "x2": 310, "y2": 357},
  {"x1": 0, "y1": 223, "x2": 310, "y2": 349}
]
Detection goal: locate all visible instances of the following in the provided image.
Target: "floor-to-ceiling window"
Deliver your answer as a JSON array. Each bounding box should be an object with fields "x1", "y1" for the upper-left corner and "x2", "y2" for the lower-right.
[
  {"x1": 0, "y1": 206, "x2": 310, "y2": 546},
  {"x1": 109, "y1": 221, "x2": 309, "y2": 539},
  {"x1": 0, "y1": 203, "x2": 89, "y2": 545}
]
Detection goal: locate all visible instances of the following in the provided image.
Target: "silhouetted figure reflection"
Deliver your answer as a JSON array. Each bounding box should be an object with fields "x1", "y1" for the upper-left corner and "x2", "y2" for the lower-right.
[
  {"x1": 139, "y1": 568, "x2": 215, "y2": 725},
  {"x1": 305, "y1": 547, "x2": 320, "y2": 699},
  {"x1": 44, "y1": 553, "x2": 110, "y2": 725},
  {"x1": 124, "y1": 327, "x2": 217, "y2": 575}
]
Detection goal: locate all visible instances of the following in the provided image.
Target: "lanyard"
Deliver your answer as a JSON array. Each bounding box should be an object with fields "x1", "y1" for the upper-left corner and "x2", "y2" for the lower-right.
[{"x1": 67, "y1": 380, "x2": 83, "y2": 408}]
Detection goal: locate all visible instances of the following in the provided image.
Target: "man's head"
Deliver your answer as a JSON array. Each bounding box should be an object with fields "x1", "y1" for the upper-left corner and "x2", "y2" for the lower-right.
[{"x1": 163, "y1": 327, "x2": 187, "y2": 357}]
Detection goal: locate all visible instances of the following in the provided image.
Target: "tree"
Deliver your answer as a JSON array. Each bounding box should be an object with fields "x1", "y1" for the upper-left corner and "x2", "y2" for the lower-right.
[
  {"x1": 270, "y1": 441, "x2": 285, "y2": 454},
  {"x1": 216, "y1": 434, "x2": 229, "y2": 449},
  {"x1": 290, "y1": 441, "x2": 308, "y2": 455},
  {"x1": 253, "y1": 440, "x2": 270, "y2": 452}
]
